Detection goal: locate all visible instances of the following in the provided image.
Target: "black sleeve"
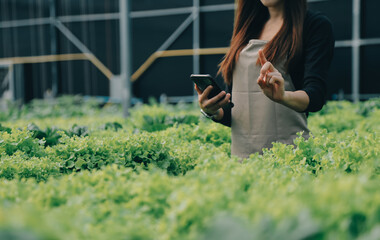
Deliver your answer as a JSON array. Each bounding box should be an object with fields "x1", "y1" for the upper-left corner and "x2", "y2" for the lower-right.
[
  {"x1": 212, "y1": 84, "x2": 232, "y2": 127},
  {"x1": 302, "y1": 14, "x2": 335, "y2": 112}
]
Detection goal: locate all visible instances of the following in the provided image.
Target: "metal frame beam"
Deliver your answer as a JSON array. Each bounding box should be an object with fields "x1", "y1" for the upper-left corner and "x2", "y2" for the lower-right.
[
  {"x1": 119, "y1": 0, "x2": 132, "y2": 117},
  {"x1": 158, "y1": 14, "x2": 194, "y2": 52},
  {"x1": 334, "y1": 38, "x2": 380, "y2": 48},
  {"x1": 8, "y1": 65, "x2": 14, "y2": 101},
  {"x1": 58, "y1": 12, "x2": 120, "y2": 23},
  {"x1": 193, "y1": 0, "x2": 200, "y2": 75},
  {"x1": 130, "y1": 7, "x2": 192, "y2": 18},
  {"x1": 52, "y1": 20, "x2": 113, "y2": 79},
  {"x1": 53, "y1": 21, "x2": 93, "y2": 57},
  {"x1": 131, "y1": 14, "x2": 194, "y2": 81},
  {"x1": 0, "y1": 0, "x2": 378, "y2": 104},
  {"x1": 0, "y1": 54, "x2": 113, "y2": 80},
  {"x1": 0, "y1": 0, "x2": 330, "y2": 28},
  {"x1": 352, "y1": 0, "x2": 361, "y2": 103},
  {"x1": 131, "y1": 48, "x2": 229, "y2": 82},
  {"x1": 0, "y1": 18, "x2": 51, "y2": 28},
  {"x1": 49, "y1": 0, "x2": 58, "y2": 97}
]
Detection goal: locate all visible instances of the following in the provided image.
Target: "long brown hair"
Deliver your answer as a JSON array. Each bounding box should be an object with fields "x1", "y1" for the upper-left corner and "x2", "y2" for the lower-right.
[{"x1": 218, "y1": 0, "x2": 307, "y2": 85}]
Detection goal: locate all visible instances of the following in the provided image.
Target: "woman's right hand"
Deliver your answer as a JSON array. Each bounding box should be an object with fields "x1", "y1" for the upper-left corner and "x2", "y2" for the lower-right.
[{"x1": 194, "y1": 84, "x2": 231, "y2": 119}]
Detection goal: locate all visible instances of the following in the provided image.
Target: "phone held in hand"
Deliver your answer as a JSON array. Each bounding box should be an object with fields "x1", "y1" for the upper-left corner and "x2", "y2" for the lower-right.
[{"x1": 190, "y1": 74, "x2": 234, "y2": 108}]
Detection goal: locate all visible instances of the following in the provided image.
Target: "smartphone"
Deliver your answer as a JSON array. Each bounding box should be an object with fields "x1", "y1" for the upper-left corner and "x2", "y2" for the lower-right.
[{"x1": 190, "y1": 74, "x2": 234, "y2": 108}]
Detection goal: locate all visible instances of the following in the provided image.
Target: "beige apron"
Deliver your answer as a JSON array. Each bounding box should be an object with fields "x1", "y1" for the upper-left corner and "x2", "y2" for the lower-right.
[{"x1": 231, "y1": 39, "x2": 309, "y2": 158}]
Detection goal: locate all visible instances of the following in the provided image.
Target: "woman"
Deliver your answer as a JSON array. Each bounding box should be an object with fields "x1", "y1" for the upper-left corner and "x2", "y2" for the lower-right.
[{"x1": 195, "y1": 0, "x2": 334, "y2": 158}]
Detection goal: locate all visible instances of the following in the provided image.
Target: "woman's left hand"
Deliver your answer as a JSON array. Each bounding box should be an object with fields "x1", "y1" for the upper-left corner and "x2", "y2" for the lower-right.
[{"x1": 257, "y1": 49, "x2": 286, "y2": 103}]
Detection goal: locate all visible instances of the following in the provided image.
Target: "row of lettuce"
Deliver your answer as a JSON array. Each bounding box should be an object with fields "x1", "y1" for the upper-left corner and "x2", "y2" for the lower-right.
[{"x1": 0, "y1": 97, "x2": 379, "y2": 239}]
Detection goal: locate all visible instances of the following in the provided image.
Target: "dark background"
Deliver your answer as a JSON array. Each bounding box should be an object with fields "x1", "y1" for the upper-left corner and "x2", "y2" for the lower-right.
[{"x1": 0, "y1": 0, "x2": 379, "y2": 102}]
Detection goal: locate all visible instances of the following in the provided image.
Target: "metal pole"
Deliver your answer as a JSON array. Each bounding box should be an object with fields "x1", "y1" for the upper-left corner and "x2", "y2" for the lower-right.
[
  {"x1": 352, "y1": 0, "x2": 360, "y2": 102},
  {"x1": 193, "y1": 0, "x2": 200, "y2": 74},
  {"x1": 193, "y1": 0, "x2": 200, "y2": 99},
  {"x1": 120, "y1": 0, "x2": 132, "y2": 117},
  {"x1": 49, "y1": 0, "x2": 58, "y2": 97},
  {"x1": 9, "y1": 65, "x2": 15, "y2": 100}
]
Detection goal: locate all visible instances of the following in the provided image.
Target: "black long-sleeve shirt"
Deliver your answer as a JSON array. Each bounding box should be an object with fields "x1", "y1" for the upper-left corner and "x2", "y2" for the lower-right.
[{"x1": 216, "y1": 10, "x2": 335, "y2": 127}]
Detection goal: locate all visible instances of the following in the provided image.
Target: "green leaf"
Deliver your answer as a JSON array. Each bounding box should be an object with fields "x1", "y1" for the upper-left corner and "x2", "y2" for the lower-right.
[{"x1": 74, "y1": 159, "x2": 87, "y2": 170}]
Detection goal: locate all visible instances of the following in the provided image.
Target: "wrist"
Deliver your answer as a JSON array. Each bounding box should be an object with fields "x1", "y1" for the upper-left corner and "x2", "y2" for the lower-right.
[
  {"x1": 280, "y1": 91, "x2": 292, "y2": 104},
  {"x1": 201, "y1": 108, "x2": 222, "y2": 120},
  {"x1": 279, "y1": 90, "x2": 309, "y2": 112}
]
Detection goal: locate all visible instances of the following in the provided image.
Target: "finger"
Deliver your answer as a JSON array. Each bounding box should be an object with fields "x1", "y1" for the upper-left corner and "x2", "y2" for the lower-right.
[
  {"x1": 267, "y1": 72, "x2": 281, "y2": 76},
  {"x1": 267, "y1": 72, "x2": 282, "y2": 81},
  {"x1": 269, "y1": 76, "x2": 283, "y2": 85},
  {"x1": 258, "y1": 67, "x2": 267, "y2": 84},
  {"x1": 257, "y1": 77, "x2": 266, "y2": 89},
  {"x1": 260, "y1": 62, "x2": 276, "y2": 76},
  {"x1": 206, "y1": 90, "x2": 227, "y2": 106},
  {"x1": 257, "y1": 73, "x2": 265, "y2": 85},
  {"x1": 258, "y1": 49, "x2": 267, "y2": 66},
  {"x1": 194, "y1": 84, "x2": 202, "y2": 95},
  {"x1": 216, "y1": 93, "x2": 231, "y2": 108},
  {"x1": 257, "y1": 72, "x2": 264, "y2": 82},
  {"x1": 265, "y1": 75, "x2": 271, "y2": 86},
  {"x1": 268, "y1": 77, "x2": 276, "y2": 86},
  {"x1": 199, "y1": 85, "x2": 213, "y2": 102},
  {"x1": 265, "y1": 72, "x2": 277, "y2": 85}
]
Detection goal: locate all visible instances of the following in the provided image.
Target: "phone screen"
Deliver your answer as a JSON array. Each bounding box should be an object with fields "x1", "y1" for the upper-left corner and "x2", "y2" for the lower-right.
[
  {"x1": 190, "y1": 74, "x2": 221, "y2": 98},
  {"x1": 190, "y1": 74, "x2": 234, "y2": 108},
  {"x1": 194, "y1": 77, "x2": 213, "y2": 92}
]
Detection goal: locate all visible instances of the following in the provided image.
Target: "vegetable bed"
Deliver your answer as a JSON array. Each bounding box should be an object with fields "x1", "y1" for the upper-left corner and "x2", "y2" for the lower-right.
[{"x1": 0, "y1": 96, "x2": 379, "y2": 240}]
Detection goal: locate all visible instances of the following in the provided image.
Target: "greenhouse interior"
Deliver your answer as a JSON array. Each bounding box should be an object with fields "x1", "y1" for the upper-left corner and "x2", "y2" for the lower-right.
[{"x1": 0, "y1": 0, "x2": 379, "y2": 239}]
